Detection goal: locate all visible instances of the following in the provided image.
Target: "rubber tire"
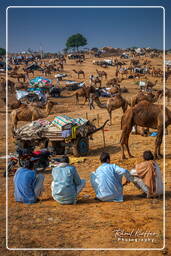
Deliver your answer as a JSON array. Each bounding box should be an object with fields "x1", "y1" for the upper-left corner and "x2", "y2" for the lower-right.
[{"x1": 72, "y1": 137, "x2": 89, "y2": 157}]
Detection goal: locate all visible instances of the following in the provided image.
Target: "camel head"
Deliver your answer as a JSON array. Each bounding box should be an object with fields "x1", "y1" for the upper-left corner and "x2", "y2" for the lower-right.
[{"x1": 45, "y1": 100, "x2": 58, "y2": 114}]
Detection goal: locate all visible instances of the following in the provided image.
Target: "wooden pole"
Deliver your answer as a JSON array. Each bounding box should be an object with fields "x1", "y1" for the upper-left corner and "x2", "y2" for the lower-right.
[
  {"x1": 97, "y1": 114, "x2": 100, "y2": 126},
  {"x1": 102, "y1": 128, "x2": 106, "y2": 148},
  {"x1": 86, "y1": 112, "x2": 88, "y2": 120}
]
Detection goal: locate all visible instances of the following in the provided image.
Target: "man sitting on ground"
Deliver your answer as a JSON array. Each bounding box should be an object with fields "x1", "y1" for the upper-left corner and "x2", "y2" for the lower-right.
[
  {"x1": 129, "y1": 150, "x2": 163, "y2": 198},
  {"x1": 51, "y1": 155, "x2": 85, "y2": 204},
  {"x1": 14, "y1": 157, "x2": 45, "y2": 204},
  {"x1": 90, "y1": 152, "x2": 133, "y2": 202}
]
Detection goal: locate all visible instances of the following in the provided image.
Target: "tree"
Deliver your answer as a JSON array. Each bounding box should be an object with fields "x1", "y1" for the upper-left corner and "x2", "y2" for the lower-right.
[
  {"x1": 0, "y1": 48, "x2": 6, "y2": 56},
  {"x1": 66, "y1": 33, "x2": 87, "y2": 52}
]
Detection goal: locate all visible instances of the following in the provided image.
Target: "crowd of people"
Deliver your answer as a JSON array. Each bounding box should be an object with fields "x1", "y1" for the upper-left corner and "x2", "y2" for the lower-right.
[{"x1": 13, "y1": 151, "x2": 163, "y2": 205}]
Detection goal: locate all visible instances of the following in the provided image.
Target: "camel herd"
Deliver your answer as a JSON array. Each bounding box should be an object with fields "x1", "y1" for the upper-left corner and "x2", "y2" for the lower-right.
[{"x1": 1, "y1": 51, "x2": 171, "y2": 160}]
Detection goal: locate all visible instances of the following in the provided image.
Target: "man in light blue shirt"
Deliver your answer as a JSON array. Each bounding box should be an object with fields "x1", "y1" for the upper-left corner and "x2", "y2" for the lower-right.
[
  {"x1": 51, "y1": 156, "x2": 85, "y2": 204},
  {"x1": 90, "y1": 152, "x2": 133, "y2": 202}
]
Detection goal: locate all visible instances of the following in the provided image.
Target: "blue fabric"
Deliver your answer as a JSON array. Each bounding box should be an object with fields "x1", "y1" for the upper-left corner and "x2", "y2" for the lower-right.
[
  {"x1": 51, "y1": 164, "x2": 82, "y2": 204},
  {"x1": 14, "y1": 168, "x2": 37, "y2": 204},
  {"x1": 90, "y1": 163, "x2": 133, "y2": 202}
]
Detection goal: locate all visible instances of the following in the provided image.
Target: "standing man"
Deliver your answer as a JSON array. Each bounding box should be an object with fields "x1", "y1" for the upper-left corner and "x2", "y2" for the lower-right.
[
  {"x1": 90, "y1": 152, "x2": 133, "y2": 202},
  {"x1": 14, "y1": 158, "x2": 45, "y2": 204}
]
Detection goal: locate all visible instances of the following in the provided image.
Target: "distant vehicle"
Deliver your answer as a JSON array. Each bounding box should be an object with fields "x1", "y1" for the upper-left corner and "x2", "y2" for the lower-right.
[
  {"x1": 94, "y1": 51, "x2": 102, "y2": 57},
  {"x1": 120, "y1": 53, "x2": 129, "y2": 59},
  {"x1": 68, "y1": 54, "x2": 85, "y2": 60}
]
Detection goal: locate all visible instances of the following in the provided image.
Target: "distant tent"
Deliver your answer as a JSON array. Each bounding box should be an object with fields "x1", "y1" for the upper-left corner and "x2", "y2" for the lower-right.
[
  {"x1": 29, "y1": 76, "x2": 52, "y2": 87},
  {"x1": 0, "y1": 61, "x2": 12, "y2": 70}
]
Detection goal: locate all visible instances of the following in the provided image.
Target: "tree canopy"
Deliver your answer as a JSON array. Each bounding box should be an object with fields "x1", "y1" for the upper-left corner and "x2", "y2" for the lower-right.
[
  {"x1": 66, "y1": 33, "x2": 87, "y2": 51},
  {"x1": 0, "y1": 48, "x2": 6, "y2": 56}
]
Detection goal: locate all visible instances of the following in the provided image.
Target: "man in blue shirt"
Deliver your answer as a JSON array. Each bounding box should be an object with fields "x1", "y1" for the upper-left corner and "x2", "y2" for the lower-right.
[
  {"x1": 14, "y1": 158, "x2": 44, "y2": 204},
  {"x1": 90, "y1": 152, "x2": 133, "y2": 202},
  {"x1": 51, "y1": 156, "x2": 85, "y2": 204}
]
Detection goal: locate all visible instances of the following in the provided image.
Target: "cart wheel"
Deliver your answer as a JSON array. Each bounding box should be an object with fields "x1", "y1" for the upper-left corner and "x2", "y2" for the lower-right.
[{"x1": 72, "y1": 137, "x2": 89, "y2": 157}]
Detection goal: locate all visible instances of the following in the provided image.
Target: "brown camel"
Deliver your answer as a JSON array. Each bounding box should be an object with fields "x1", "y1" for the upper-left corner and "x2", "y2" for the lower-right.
[
  {"x1": 9, "y1": 72, "x2": 26, "y2": 82},
  {"x1": 94, "y1": 94, "x2": 129, "y2": 124},
  {"x1": 72, "y1": 69, "x2": 85, "y2": 79},
  {"x1": 146, "y1": 79, "x2": 158, "y2": 90},
  {"x1": 96, "y1": 69, "x2": 107, "y2": 79},
  {"x1": 23, "y1": 68, "x2": 34, "y2": 77},
  {"x1": 93, "y1": 76, "x2": 102, "y2": 88},
  {"x1": 159, "y1": 87, "x2": 171, "y2": 104},
  {"x1": 11, "y1": 100, "x2": 57, "y2": 132},
  {"x1": 152, "y1": 67, "x2": 162, "y2": 77},
  {"x1": 0, "y1": 77, "x2": 15, "y2": 94},
  {"x1": 71, "y1": 85, "x2": 96, "y2": 105},
  {"x1": 106, "y1": 77, "x2": 123, "y2": 87},
  {"x1": 120, "y1": 100, "x2": 171, "y2": 159},
  {"x1": 131, "y1": 90, "x2": 162, "y2": 107}
]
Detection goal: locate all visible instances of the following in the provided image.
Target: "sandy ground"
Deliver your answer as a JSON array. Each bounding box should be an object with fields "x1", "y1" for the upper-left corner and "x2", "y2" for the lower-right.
[{"x1": 0, "y1": 54, "x2": 171, "y2": 256}]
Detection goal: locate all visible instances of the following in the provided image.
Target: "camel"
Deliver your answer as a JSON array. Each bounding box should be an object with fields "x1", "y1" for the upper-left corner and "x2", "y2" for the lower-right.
[
  {"x1": 71, "y1": 85, "x2": 97, "y2": 106},
  {"x1": 96, "y1": 69, "x2": 107, "y2": 79},
  {"x1": 159, "y1": 87, "x2": 171, "y2": 104},
  {"x1": 42, "y1": 68, "x2": 51, "y2": 76},
  {"x1": 131, "y1": 90, "x2": 162, "y2": 107},
  {"x1": 23, "y1": 68, "x2": 34, "y2": 77},
  {"x1": 92, "y1": 76, "x2": 102, "y2": 88},
  {"x1": 119, "y1": 69, "x2": 129, "y2": 79},
  {"x1": 72, "y1": 69, "x2": 85, "y2": 79},
  {"x1": 0, "y1": 77, "x2": 15, "y2": 94},
  {"x1": 106, "y1": 77, "x2": 123, "y2": 87},
  {"x1": 93, "y1": 94, "x2": 129, "y2": 124},
  {"x1": 9, "y1": 72, "x2": 26, "y2": 82},
  {"x1": 13, "y1": 65, "x2": 20, "y2": 72},
  {"x1": 152, "y1": 67, "x2": 162, "y2": 77},
  {"x1": 120, "y1": 100, "x2": 171, "y2": 159},
  {"x1": 146, "y1": 79, "x2": 158, "y2": 90},
  {"x1": 11, "y1": 100, "x2": 57, "y2": 132},
  {"x1": 76, "y1": 59, "x2": 84, "y2": 64}
]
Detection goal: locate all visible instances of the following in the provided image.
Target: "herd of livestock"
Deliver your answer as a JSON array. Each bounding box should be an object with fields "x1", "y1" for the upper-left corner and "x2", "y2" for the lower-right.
[{"x1": 0, "y1": 48, "x2": 171, "y2": 160}]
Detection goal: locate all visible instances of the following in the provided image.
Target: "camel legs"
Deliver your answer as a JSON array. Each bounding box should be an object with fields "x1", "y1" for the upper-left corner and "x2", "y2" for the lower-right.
[
  {"x1": 125, "y1": 135, "x2": 134, "y2": 158},
  {"x1": 108, "y1": 110, "x2": 112, "y2": 125},
  {"x1": 120, "y1": 131, "x2": 127, "y2": 160},
  {"x1": 155, "y1": 127, "x2": 163, "y2": 159},
  {"x1": 76, "y1": 94, "x2": 79, "y2": 105},
  {"x1": 120, "y1": 128, "x2": 133, "y2": 160},
  {"x1": 83, "y1": 97, "x2": 87, "y2": 105}
]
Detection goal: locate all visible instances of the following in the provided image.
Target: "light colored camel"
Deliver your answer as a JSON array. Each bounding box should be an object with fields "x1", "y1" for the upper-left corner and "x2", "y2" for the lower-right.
[
  {"x1": 94, "y1": 94, "x2": 129, "y2": 124},
  {"x1": 11, "y1": 101, "x2": 57, "y2": 132},
  {"x1": 120, "y1": 100, "x2": 171, "y2": 159}
]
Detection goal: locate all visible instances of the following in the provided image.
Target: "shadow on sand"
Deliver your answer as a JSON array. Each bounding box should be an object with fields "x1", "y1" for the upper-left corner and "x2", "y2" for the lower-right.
[{"x1": 89, "y1": 145, "x2": 121, "y2": 156}]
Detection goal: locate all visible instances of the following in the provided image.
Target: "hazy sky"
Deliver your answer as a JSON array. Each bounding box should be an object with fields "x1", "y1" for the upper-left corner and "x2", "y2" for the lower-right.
[{"x1": 0, "y1": 0, "x2": 171, "y2": 53}]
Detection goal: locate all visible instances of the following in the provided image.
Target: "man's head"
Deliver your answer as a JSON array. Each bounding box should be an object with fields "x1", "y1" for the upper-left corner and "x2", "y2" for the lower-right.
[
  {"x1": 60, "y1": 155, "x2": 69, "y2": 164},
  {"x1": 143, "y1": 150, "x2": 154, "y2": 161},
  {"x1": 100, "y1": 152, "x2": 110, "y2": 163}
]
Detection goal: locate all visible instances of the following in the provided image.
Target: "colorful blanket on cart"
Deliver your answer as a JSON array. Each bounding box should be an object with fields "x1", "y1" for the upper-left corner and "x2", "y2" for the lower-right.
[{"x1": 51, "y1": 115, "x2": 88, "y2": 130}]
